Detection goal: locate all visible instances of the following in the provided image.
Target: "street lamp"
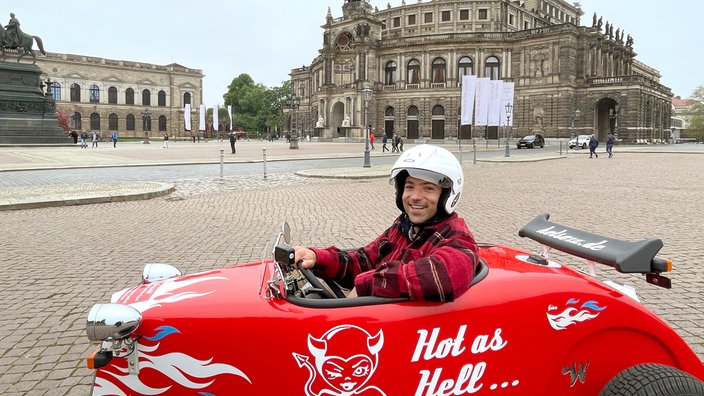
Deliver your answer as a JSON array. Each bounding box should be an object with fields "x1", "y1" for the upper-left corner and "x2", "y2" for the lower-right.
[
  {"x1": 289, "y1": 94, "x2": 300, "y2": 149},
  {"x1": 609, "y1": 104, "x2": 620, "y2": 142},
  {"x1": 570, "y1": 109, "x2": 581, "y2": 150},
  {"x1": 141, "y1": 109, "x2": 151, "y2": 144},
  {"x1": 362, "y1": 87, "x2": 373, "y2": 168},
  {"x1": 504, "y1": 103, "x2": 513, "y2": 157}
]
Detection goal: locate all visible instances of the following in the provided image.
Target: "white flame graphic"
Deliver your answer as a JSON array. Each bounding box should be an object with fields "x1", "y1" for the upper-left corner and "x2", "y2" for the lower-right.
[
  {"x1": 127, "y1": 276, "x2": 226, "y2": 313},
  {"x1": 547, "y1": 307, "x2": 600, "y2": 330}
]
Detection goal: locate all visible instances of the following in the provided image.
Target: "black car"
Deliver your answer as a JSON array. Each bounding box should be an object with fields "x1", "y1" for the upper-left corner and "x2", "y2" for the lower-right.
[{"x1": 516, "y1": 133, "x2": 545, "y2": 149}]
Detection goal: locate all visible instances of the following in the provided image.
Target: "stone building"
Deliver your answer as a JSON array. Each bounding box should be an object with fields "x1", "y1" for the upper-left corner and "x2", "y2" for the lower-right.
[
  {"x1": 290, "y1": 0, "x2": 672, "y2": 144},
  {"x1": 33, "y1": 52, "x2": 203, "y2": 139}
]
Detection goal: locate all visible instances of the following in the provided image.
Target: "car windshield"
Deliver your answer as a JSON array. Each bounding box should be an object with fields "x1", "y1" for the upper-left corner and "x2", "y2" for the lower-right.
[{"x1": 523, "y1": 135, "x2": 535, "y2": 140}]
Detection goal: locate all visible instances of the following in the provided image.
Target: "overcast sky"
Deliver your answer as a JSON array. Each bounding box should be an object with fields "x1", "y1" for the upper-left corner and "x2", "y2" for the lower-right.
[{"x1": 6, "y1": 0, "x2": 703, "y2": 105}]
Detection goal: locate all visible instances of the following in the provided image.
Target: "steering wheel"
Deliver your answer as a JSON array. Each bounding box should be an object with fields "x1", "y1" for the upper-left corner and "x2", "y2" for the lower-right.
[{"x1": 296, "y1": 261, "x2": 345, "y2": 299}]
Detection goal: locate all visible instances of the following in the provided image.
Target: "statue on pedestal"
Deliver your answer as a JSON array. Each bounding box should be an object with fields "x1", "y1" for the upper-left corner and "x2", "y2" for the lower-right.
[
  {"x1": 0, "y1": 12, "x2": 46, "y2": 63},
  {"x1": 315, "y1": 116, "x2": 324, "y2": 128},
  {"x1": 342, "y1": 114, "x2": 351, "y2": 127}
]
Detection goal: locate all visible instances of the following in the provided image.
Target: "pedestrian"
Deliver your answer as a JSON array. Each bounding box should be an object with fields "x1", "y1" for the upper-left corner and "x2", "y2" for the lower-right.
[
  {"x1": 293, "y1": 144, "x2": 479, "y2": 301},
  {"x1": 398, "y1": 135, "x2": 404, "y2": 152},
  {"x1": 192, "y1": 134, "x2": 196, "y2": 143},
  {"x1": 382, "y1": 134, "x2": 389, "y2": 152},
  {"x1": 111, "y1": 131, "x2": 118, "y2": 148},
  {"x1": 370, "y1": 132, "x2": 375, "y2": 150},
  {"x1": 91, "y1": 131, "x2": 99, "y2": 148},
  {"x1": 606, "y1": 132, "x2": 614, "y2": 158},
  {"x1": 163, "y1": 133, "x2": 169, "y2": 148},
  {"x1": 229, "y1": 131, "x2": 237, "y2": 154},
  {"x1": 80, "y1": 130, "x2": 88, "y2": 149},
  {"x1": 69, "y1": 130, "x2": 78, "y2": 144},
  {"x1": 589, "y1": 134, "x2": 599, "y2": 158},
  {"x1": 391, "y1": 134, "x2": 398, "y2": 153}
]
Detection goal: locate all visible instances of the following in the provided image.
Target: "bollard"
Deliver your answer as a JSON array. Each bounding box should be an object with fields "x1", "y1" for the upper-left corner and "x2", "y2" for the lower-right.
[
  {"x1": 220, "y1": 148, "x2": 224, "y2": 181},
  {"x1": 473, "y1": 138, "x2": 477, "y2": 165},
  {"x1": 263, "y1": 147, "x2": 267, "y2": 179}
]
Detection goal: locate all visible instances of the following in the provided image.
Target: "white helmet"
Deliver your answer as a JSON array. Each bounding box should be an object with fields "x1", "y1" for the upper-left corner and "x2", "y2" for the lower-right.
[{"x1": 389, "y1": 144, "x2": 463, "y2": 216}]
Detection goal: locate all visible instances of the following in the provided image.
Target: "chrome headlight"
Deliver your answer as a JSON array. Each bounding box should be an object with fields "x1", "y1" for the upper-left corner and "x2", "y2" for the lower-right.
[
  {"x1": 142, "y1": 263, "x2": 182, "y2": 284},
  {"x1": 86, "y1": 303, "x2": 142, "y2": 342}
]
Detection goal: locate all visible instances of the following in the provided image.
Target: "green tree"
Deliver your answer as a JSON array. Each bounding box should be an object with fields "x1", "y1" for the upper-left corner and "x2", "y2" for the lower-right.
[
  {"x1": 685, "y1": 86, "x2": 704, "y2": 139},
  {"x1": 222, "y1": 74, "x2": 291, "y2": 138}
]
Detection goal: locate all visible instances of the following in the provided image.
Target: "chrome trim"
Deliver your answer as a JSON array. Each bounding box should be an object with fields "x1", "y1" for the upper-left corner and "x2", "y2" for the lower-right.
[
  {"x1": 142, "y1": 263, "x2": 182, "y2": 284},
  {"x1": 86, "y1": 303, "x2": 142, "y2": 342}
]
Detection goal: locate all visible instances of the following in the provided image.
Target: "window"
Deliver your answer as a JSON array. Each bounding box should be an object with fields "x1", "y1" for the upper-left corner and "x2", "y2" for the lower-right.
[
  {"x1": 142, "y1": 89, "x2": 151, "y2": 106},
  {"x1": 335, "y1": 32, "x2": 354, "y2": 50},
  {"x1": 90, "y1": 112, "x2": 101, "y2": 130},
  {"x1": 509, "y1": 14, "x2": 515, "y2": 26},
  {"x1": 385, "y1": 106, "x2": 395, "y2": 116},
  {"x1": 393, "y1": 17, "x2": 400, "y2": 27},
  {"x1": 424, "y1": 12, "x2": 433, "y2": 23},
  {"x1": 183, "y1": 92, "x2": 191, "y2": 106},
  {"x1": 49, "y1": 82, "x2": 61, "y2": 100},
  {"x1": 432, "y1": 57, "x2": 446, "y2": 83},
  {"x1": 407, "y1": 59, "x2": 421, "y2": 84},
  {"x1": 408, "y1": 14, "x2": 416, "y2": 25},
  {"x1": 485, "y1": 56, "x2": 500, "y2": 80},
  {"x1": 478, "y1": 9, "x2": 488, "y2": 20},
  {"x1": 70, "y1": 83, "x2": 81, "y2": 102},
  {"x1": 108, "y1": 113, "x2": 119, "y2": 130},
  {"x1": 385, "y1": 61, "x2": 397, "y2": 85},
  {"x1": 459, "y1": 10, "x2": 469, "y2": 20},
  {"x1": 158, "y1": 90, "x2": 166, "y2": 107},
  {"x1": 71, "y1": 112, "x2": 82, "y2": 130},
  {"x1": 126, "y1": 114, "x2": 136, "y2": 131},
  {"x1": 89, "y1": 85, "x2": 100, "y2": 103},
  {"x1": 458, "y1": 56, "x2": 474, "y2": 79},
  {"x1": 441, "y1": 11, "x2": 451, "y2": 21},
  {"x1": 158, "y1": 115, "x2": 167, "y2": 131},
  {"x1": 108, "y1": 87, "x2": 118, "y2": 104},
  {"x1": 125, "y1": 88, "x2": 134, "y2": 105}
]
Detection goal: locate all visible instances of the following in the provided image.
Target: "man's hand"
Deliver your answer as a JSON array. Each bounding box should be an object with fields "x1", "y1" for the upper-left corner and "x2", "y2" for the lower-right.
[{"x1": 293, "y1": 246, "x2": 317, "y2": 269}]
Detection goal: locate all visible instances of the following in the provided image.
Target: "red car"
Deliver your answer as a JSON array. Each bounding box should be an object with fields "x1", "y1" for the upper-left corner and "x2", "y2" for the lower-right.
[{"x1": 85, "y1": 214, "x2": 704, "y2": 395}]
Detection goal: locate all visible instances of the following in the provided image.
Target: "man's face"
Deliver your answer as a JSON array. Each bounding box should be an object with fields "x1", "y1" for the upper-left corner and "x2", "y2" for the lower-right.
[{"x1": 402, "y1": 176, "x2": 442, "y2": 224}]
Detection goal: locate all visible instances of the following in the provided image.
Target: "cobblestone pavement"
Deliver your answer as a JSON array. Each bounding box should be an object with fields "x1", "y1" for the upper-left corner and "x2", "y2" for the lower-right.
[{"x1": 0, "y1": 143, "x2": 703, "y2": 394}]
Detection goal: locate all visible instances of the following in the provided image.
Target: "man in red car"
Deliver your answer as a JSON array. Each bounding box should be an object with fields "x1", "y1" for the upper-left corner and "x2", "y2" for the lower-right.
[{"x1": 294, "y1": 144, "x2": 479, "y2": 302}]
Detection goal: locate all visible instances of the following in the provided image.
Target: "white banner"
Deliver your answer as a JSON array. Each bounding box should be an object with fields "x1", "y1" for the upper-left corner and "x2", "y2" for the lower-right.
[
  {"x1": 474, "y1": 77, "x2": 490, "y2": 126},
  {"x1": 500, "y1": 82, "x2": 515, "y2": 127},
  {"x1": 199, "y1": 104, "x2": 206, "y2": 131},
  {"x1": 184, "y1": 104, "x2": 191, "y2": 131},
  {"x1": 487, "y1": 80, "x2": 503, "y2": 126},
  {"x1": 227, "y1": 105, "x2": 233, "y2": 131},
  {"x1": 213, "y1": 105, "x2": 219, "y2": 134},
  {"x1": 460, "y1": 75, "x2": 477, "y2": 126}
]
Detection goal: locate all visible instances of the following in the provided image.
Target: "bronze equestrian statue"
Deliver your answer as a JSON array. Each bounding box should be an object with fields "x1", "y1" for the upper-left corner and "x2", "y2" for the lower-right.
[{"x1": 0, "y1": 12, "x2": 46, "y2": 64}]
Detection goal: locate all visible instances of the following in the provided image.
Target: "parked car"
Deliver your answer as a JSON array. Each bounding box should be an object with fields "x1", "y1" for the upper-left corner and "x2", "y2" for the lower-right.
[
  {"x1": 516, "y1": 133, "x2": 545, "y2": 149},
  {"x1": 85, "y1": 215, "x2": 704, "y2": 395},
  {"x1": 569, "y1": 134, "x2": 591, "y2": 149}
]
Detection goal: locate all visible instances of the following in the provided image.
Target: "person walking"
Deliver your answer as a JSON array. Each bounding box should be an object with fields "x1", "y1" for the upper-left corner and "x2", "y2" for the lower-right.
[
  {"x1": 163, "y1": 133, "x2": 169, "y2": 148},
  {"x1": 606, "y1": 132, "x2": 614, "y2": 158},
  {"x1": 588, "y1": 134, "x2": 599, "y2": 158},
  {"x1": 91, "y1": 131, "x2": 99, "y2": 148},
  {"x1": 382, "y1": 134, "x2": 389, "y2": 152},
  {"x1": 111, "y1": 131, "x2": 118, "y2": 148},
  {"x1": 370, "y1": 132, "x2": 375, "y2": 150},
  {"x1": 80, "y1": 130, "x2": 88, "y2": 149},
  {"x1": 69, "y1": 130, "x2": 78, "y2": 144},
  {"x1": 391, "y1": 134, "x2": 398, "y2": 153},
  {"x1": 398, "y1": 135, "x2": 404, "y2": 152},
  {"x1": 229, "y1": 131, "x2": 237, "y2": 154}
]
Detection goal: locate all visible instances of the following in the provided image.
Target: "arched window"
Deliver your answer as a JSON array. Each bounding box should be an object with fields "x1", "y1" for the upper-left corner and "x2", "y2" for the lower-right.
[
  {"x1": 89, "y1": 84, "x2": 100, "y2": 103},
  {"x1": 89, "y1": 112, "x2": 101, "y2": 130},
  {"x1": 408, "y1": 105, "x2": 419, "y2": 116},
  {"x1": 108, "y1": 87, "x2": 118, "y2": 104},
  {"x1": 125, "y1": 88, "x2": 135, "y2": 105},
  {"x1": 71, "y1": 112, "x2": 82, "y2": 130},
  {"x1": 142, "y1": 89, "x2": 151, "y2": 106},
  {"x1": 126, "y1": 114, "x2": 136, "y2": 131},
  {"x1": 407, "y1": 59, "x2": 420, "y2": 84},
  {"x1": 183, "y1": 92, "x2": 191, "y2": 106},
  {"x1": 70, "y1": 83, "x2": 81, "y2": 102},
  {"x1": 49, "y1": 82, "x2": 61, "y2": 100},
  {"x1": 158, "y1": 90, "x2": 166, "y2": 106},
  {"x1": 458, "y1": 56, "x2": 474, "y2": 80},
  {"x1": 385, "y1": 61, "x2": 397, "y2": 85},
  {"x1": 385, "y1": 106, "x2": 395, "y2": 116},
  {"x1": 432, "y1": 57, "x2": 446, "y2": 84},
  {"x1": 108, "y1": 113, "x2": 119, "y2": 130},
  {"x1": 158, "y1": 115, "x2": 167, "y2": 131},
  {"x1": 485, "y1": 56, "x2": 500, "y2": 80}
]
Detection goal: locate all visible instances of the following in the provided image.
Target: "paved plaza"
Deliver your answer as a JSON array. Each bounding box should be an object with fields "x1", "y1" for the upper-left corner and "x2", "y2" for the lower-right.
[{"x1": 0, "y1": 140, "x2": 703, "y2": 394}]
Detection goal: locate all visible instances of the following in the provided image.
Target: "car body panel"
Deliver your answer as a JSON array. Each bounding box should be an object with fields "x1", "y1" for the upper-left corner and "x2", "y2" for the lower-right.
[{"x1": 88, "y1": 243, "x2": 704, "y2": 395}]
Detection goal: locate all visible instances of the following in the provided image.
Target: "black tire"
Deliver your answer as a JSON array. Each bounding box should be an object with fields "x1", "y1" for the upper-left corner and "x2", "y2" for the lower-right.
[
  {"x1": 582, "y1": 142, "x2": 587, "y2": 149},
  {"x1": 599, "y1": 363, "x2": 704, "y2": 396}
]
